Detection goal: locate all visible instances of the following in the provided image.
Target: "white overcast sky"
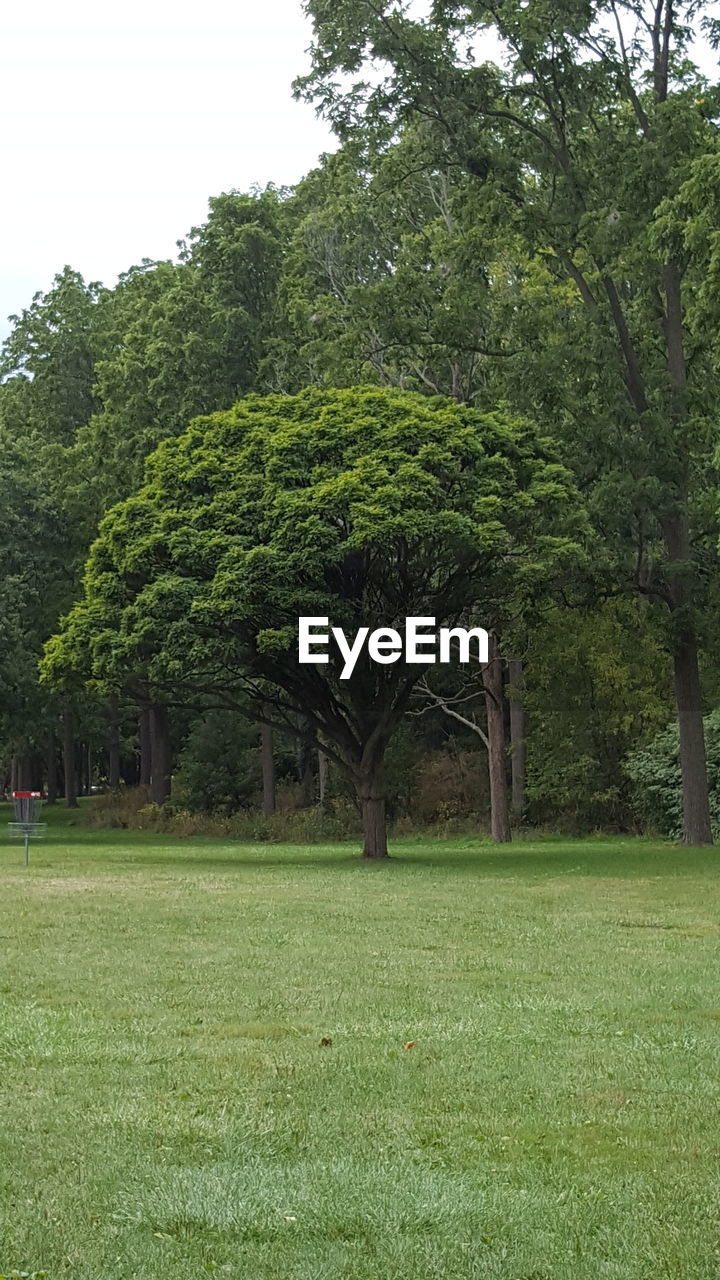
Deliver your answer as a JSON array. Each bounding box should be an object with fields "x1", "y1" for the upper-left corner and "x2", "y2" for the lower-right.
[
  {"x1": 0, "y1": 0, "x2": 336, "y2": 338},
  {"x1": 1, "y1": 1, "x2": 717, "y2": 342}
]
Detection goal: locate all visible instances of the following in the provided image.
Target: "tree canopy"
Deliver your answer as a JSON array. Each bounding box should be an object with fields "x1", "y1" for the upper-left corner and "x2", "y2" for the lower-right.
[
  {"x1": 4, "y1": 2, "x2": 720, "y2": 846},
  {"x1": 44, "y1": 386, "x2": 582, "y2": 854}
]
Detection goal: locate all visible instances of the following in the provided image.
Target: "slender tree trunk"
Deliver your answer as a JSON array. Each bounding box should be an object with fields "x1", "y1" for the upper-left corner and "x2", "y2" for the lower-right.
[
  {"x1": 149, "y1": 704, "x2": 171, "y2": 805},
  {"x1": 107, "y1": 694, "x2": 121, "y2": 790},
  {"x1": 297, "y1": 719, "x2": 316, "y2": 806},
  {"x1": 16, "y1": 752, "x2": 32, "y2": 791},
  {"x1": 63, "y1": 698, "x2": 78, "y2": 809},
  {"x1": 507, "y1": 659, "x2": 526, "y2": 821},
  {"x1": 10, "y1": 756, "x2": 18, "y2": 795},
  {"x1": 46, "y1": 731, "x2": 58, "y2": 805},
  {"x1": 660, "y1": 264, "x2": 713, "y2": 846},
  {"x1": 318, "y1": 750, "x2": 329, "y2": 810},
  {"x1": 260, "y1": 723, "x2": 276, "y2": 816},
  {"x1": 482, "y1": 633, "x2": 511, "y2": 843},
  {"x1": 663, "y1": 506, "x2": 713, "y2": 846},
  {"x1": 77, "y1": 743, "x2": 87, "y2": 796},
  {"x1": 355, "y1": 759, "x2": 388, "y2": 859},
  {"x1": 672, "y1": 623, "x2": 712, "y2": 845},
  {"x1": 139, "y1": 706, "x2": 152, "y2": 788}
]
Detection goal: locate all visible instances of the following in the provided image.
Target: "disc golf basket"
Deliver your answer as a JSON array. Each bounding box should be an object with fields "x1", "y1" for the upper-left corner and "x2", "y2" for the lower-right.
[{"x1": 9, "y1": 791, "x2": 46, "y2": 866}]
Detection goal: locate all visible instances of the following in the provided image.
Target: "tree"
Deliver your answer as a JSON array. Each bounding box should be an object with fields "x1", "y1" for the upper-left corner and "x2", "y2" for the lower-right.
[
  {"x1": 297, "y1": 0, "x2": 720, "y2": 843},
  {"x1": 268, "y1": 134, "x2": 514, "y2": 398},
  {"x1": 78, "y1": 188, "x2": 290, "y2": 510},
  {"x1": 44, "y1": 386, "x2": 581, "y2": 857},
  {"x1": 0, "y1": 270, "x2": 106, "y2": 782}
]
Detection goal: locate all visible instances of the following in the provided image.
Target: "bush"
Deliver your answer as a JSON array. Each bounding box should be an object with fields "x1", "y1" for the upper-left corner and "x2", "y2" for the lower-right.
[
  {"x1": 86, "y1": 785, "x2": 150, "y2": 828},
  {"x1": 84, "y1": 786, "x2": 362, "y2": 842},
  {"x1": 624, "y1": 708, "x2": 720, "y2": 839}
]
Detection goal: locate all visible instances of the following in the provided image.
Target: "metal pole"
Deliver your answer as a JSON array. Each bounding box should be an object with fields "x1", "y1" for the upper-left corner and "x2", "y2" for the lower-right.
[{"x1": 24, "y1": 831, "x2": 29, "y2": 866}]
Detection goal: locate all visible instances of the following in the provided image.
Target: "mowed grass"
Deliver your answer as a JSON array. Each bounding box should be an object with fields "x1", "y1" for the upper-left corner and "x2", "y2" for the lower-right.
[{"x1": 1, "y1": 808, "x2": 720, "y2": 1278}]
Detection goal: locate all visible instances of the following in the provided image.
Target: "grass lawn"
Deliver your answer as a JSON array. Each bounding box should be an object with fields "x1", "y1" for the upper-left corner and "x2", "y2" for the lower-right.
[{"x1": 1, "y1": 807, "x2": 720, "y2": 1278}]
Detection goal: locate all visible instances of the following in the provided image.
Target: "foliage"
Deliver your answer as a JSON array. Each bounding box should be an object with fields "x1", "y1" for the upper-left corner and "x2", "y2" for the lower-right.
[
  {"x1": 44, "y1": 385, "x2": 582, "y2": 856},
  {"x1": 625, "y1": 709, "x2": 720, "y2": 839},
  {"x1": 3, "y1": 7, "x2": 720, "y2": 837},
  {"x1": 172, "y1": 710, "x2": 300, "y2": 816},
  {"x1": 78, "y1": 189, "x2": 290, "y2": 511},
  {"x1": 297, "y1": 0, "x2": 720, "y2": 843},
  {"x1": 523, "y1": 598, "x2": 672, "y2": 831}
]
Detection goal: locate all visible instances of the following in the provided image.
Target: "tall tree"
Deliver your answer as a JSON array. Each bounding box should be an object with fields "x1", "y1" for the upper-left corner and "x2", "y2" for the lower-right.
[
  {"x1": 297, "y1": 0, "x2": 720, "y2": 842},
  {"x1": 79, "y1": 188, "x2": 290, "y2": 510},
  {"x1": 43, "y1": 386, "x2": 582, "y2": 857}
]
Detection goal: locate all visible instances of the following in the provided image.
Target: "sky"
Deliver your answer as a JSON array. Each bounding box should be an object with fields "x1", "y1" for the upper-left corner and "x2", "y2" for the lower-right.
[
  {"x1": 1, "y1": 2, "x2": 718, "y2": 342},
  {"x1": 0, "y1": 0, "x2": 336, "y2": 337}
]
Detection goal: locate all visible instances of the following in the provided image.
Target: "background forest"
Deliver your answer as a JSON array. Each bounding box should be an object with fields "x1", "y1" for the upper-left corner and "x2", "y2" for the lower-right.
[{"x1": 3, "y1": 0, "x2": 720, "y2": 850}]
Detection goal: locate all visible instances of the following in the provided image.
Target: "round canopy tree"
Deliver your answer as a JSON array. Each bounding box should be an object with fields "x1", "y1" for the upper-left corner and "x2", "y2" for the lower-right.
[{"x1": 45, "y1": 386, "x2": 582, "y2": 856}]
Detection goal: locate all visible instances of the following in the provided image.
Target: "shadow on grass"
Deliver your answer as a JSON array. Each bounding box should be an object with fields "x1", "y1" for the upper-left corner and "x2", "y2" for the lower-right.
[
  {"x1": 13, "y1": 823, "x2": 717, "y2": 881},
  {"x1": 2, "y1": 798, "x2": 712, "y2": 879}
]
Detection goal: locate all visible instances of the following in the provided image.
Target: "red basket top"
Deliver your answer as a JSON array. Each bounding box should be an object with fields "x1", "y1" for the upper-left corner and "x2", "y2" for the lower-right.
[{"x1": 12, "y1": 791, "x2": 43, "y2": 799}]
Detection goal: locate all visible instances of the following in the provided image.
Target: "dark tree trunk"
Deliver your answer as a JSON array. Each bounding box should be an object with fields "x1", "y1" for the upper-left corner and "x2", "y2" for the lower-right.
[
  {"x1": 318, "y1": 749, "x2": 329, "y2": 810},
  {"x1": 63, "y1": 698, "x2": 79, "y2": 809},
  {"x1": 260, "y1": 723, "x2": 276, "y2": 816},
  {"x1": 16, "y1": 753, "x2": 32, "y2": 791},
  {"x1": 483, "y1": 633, "x2": 511, "y2": 843},
  {"x1": 139, "y1": 706, "x2": 152, "y2": 788},
  {"x1": 19, "y1": 752, "x2": 43, "y2": 791},
  {"x1": 77, "y1": 743, "x2": 88, "y2": 796},
  {"x1": 10, "y1": 756, "x2": 18, "y2": 795},
  {"x1": 107, "y1": 694, "x2": 121, "y2": 790},
  {"x1": 46, "y1": 732, "x2": 58, "y2": 805},
  {"x1": 355, "y1": 760, "x2": 388, "y2": 859},
  {"x1": 660, "y1": 266, "x2": 712, "y2": 845},
  {"x1": 298, "y1": 722, "x2": 315, "y2": 806},
  {"x1": 149, "y1": 704, "x2": 171, "y2": 805},
  {"x1": 507, "y1": 659, "x2": 526, "y2": 821},
  {"x1": 663, "y1": 507, "x2": 713, "y2": 846},
  {"x1": 673, "y1": 624, "x2": 712, "y2": 845}
]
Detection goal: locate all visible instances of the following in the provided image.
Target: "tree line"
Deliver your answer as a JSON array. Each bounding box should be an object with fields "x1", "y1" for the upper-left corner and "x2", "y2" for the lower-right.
[{"x1": 2, "y1": 0, "x2": 720, "y2": 854}]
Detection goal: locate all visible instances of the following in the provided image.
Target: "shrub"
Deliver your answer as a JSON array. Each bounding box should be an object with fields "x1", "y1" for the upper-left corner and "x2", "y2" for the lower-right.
[{"x1": 624, "y1": 709, "x2": 720, "y2": 839}]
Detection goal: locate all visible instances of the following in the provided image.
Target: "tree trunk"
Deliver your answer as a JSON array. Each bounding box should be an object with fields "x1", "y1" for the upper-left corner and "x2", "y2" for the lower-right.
[
  {"x1": 298, "y1": 722, "x2": 315, "y2": 806},
  {"x1": 139, "y1": 706, "x2": 152, "y2": 788},
  {"x1": 63, "y1": 698, "x2": 78, "y2": 809},
  {"x1": 10, "y1": 756, "x2": 18, "y2": 795},
  {"x1": 507, "y1": 659, "x2": 526, "y2": 821},
  {"x1": 673, "y1": 625, "x2": 712, "y2": 845},
  {"x1": 660, "y1": 267, "x2": 712, "y2": 845},
  {"x1": 318, "y1": 750, "x2": 329, "y2": 810},
  {"x1": 483, "y1": 633, "x2": 511, "y2": 843},
  {"x1": 663, "y1": 507, "x2": 713, "y2": 846},
  {"x1": 260, "y1": 723, "x2": 276, "y2": 816},
  {"x1": 46, "y1": 731, "x2": 58, "y2": 805},
  {"x1": 16, "y1": 752, "x2": 32, "y2": 791},
  {"x1": 107, "y1": 694, "x2": 121, "y2": 790},
  {"x1": 149, "y1": 704, "x2": 171, "y2": 805},
  {"x1": 355, "y1": 760, "x2": 389, "y2": 859}
]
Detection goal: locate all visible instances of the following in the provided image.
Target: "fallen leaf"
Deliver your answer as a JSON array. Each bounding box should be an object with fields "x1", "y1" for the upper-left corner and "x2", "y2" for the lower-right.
[
  {"x1": 402, "y1": 1041, "x2": 416, "y2": 1050},
  {"x1": 319, "y1": 1036, "x2": 333, "y2": 1047}
]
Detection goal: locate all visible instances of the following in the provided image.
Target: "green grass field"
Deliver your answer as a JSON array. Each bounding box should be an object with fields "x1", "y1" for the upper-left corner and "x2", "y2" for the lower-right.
[{"x1": 1, "y1": 806, "x2": 720, "y2": 1279}]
